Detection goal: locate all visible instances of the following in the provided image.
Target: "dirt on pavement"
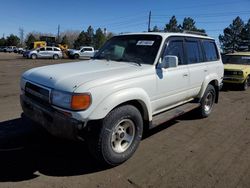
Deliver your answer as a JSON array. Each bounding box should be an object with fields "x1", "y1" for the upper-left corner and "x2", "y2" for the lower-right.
[{"x1": 0, "y1": 53, "x2": 249, "y2": 188}]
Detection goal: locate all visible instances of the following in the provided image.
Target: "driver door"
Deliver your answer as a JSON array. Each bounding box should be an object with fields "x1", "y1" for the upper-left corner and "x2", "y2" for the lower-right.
[{"x1": 153, "y1": 37, "x2": 189, "y2": 114}]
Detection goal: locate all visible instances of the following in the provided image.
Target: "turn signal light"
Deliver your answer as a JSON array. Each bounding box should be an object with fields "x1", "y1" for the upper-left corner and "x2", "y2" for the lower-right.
[{"x1": 71, "y1": 94, "x2": 91, "y2": 110}]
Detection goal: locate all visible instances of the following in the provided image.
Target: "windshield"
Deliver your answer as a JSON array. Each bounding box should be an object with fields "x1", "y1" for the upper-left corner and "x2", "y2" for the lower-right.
[
  {"x1": 94, "y1": 35, "x2": 162, "y2": 65},
  {"x1": 223, "y1": 55, "x2": 250, "y2": 65}
]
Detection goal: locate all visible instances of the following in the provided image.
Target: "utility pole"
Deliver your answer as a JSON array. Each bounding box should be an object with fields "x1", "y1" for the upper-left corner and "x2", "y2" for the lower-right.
[
  {"x1": 57, "y1": 24, "x2": 60, "y2": 43},
  {"x1": 148, "y1": 11, "x2": 151, "y2": 32}
]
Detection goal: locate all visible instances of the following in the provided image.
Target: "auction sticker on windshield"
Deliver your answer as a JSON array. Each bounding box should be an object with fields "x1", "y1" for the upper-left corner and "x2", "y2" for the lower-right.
[{"x1": 136, "y1": 41, "x2": 155, "y2": 46}]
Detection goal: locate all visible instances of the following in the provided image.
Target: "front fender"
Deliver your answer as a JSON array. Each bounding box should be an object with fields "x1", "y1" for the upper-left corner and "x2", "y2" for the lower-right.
[{"x1": 88, "y1": 88, "x2": 152, "y2": 121}]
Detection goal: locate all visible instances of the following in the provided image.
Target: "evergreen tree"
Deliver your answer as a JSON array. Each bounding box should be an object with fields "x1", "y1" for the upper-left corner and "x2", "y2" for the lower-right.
[
  {"x1": 86, "y1": 26, "x2": 94, "y2": 46},
  {"x1": 94, "y1": 28, "x2": 106, "y2": 49},
  {"x1": 74, "y1": 31, "x2": 87, "y2": 48},
  {"x1": 219, "y1": 16, "x2": 245, "y2": 53},
  {"x1": 240, "y1": 19, "x2": 250, "y2": 51},
  {"x1": 6, "y1": 34, "x2": 20, "y2": 46},
  {"x1": 164, "y1": 16, "x2": 180, "y2": 32},
  {"x1": 152, "y1": 25, "x2": 160, "y2": 32},
  {"x1": 0, "y1": 37, "x2": 6, "y2": 46},
  {"x1": 25, "y1": 34, "x2": 36, "y2": 48}
]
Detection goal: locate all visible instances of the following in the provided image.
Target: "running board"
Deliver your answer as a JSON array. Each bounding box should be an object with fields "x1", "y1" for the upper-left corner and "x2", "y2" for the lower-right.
[{"x1": 150, "y1": 103, "x2": 200, "y2": 129}]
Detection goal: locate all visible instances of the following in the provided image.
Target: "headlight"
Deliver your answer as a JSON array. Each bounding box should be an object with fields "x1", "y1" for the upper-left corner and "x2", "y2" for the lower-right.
[{"x1": 52, "y1": 90, "x2": 91, "y2": 111}]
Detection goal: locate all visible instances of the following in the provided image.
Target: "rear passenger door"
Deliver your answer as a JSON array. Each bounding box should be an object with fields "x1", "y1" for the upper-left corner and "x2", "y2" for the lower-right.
[
  {"x1": 46, "y1": 47, "x2": 53, "y2": 58},
  {"x1": 185, "y1": 37, "x2": 207, "y2": 98},
  {"x1": 201, "y1": 40, "x2": 221, "y2": 80}
]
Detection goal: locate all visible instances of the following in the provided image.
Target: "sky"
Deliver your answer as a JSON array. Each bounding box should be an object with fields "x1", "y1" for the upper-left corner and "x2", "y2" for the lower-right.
[{"x1": 0, "y1": 0, "x2": 250, "y2": 41}]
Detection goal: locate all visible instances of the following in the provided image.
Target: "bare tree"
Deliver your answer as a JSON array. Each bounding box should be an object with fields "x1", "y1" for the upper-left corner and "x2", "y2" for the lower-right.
[{"x1": 60, "y1": 30, "x2": 81, "y2": 48}]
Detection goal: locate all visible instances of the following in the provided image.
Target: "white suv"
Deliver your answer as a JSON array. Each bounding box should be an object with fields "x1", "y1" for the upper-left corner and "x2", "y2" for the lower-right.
[{"x1": 20, "y1": 32, "x2": 223, "y2": 166}]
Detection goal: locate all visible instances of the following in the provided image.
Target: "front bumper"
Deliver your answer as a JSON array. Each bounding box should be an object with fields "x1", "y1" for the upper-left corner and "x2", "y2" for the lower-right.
[
  {"x1": 223, "y1": 77, "x2": 245, "y2": 84},
  {"x1": 20, "y1": 94, "x2": 85, "y2": 140}
]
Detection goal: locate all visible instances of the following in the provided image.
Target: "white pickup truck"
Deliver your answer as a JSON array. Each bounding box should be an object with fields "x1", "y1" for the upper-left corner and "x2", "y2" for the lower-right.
[
  {"x1": 68, "y1": 46, "x2": 95, "y2": 59},
  {"x1": 20, "y1": 32, "x2": 224, "y2": 166}
]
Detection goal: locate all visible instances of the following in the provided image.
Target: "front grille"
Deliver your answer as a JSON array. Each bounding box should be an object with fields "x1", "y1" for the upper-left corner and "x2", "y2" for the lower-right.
[{"x1": 25, "y1": 82, "x2": 50, "y2": 106}]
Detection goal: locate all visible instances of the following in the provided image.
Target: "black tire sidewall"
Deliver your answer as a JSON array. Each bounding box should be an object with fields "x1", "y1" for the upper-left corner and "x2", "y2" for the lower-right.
[
  {"x1": 74, "y1": 54, "x2": 79, "y2": 59},
  {"x1": 53, "y1": 54, "x2": 59, "y2": 60},
  {"x1": 31, "y1": 54, "x2": 37, "y2": 59},
  {"x1": 99, "y1": 105, "x2": 143, "y2": 166}
]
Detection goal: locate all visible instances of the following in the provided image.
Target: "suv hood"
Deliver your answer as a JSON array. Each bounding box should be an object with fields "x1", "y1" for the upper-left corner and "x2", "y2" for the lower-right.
[
  {"x1": 224, "y1": 64, "x2": 250, "y2": 71},
  {"x1": 22, "y1": 60, "x2": 152, "y2": 92}
]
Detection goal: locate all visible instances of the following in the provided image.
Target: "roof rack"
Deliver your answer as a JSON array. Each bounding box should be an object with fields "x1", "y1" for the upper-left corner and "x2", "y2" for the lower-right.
[{"x1": 182, "y1": 30, "x2": 208, "y2": 36}]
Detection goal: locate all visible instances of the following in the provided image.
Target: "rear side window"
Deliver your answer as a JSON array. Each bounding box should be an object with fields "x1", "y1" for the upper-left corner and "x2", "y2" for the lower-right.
[
  {"x1": 46, "y1": 47, "x2": 53, "y2": 51},
  {"x1": 164, "y1": 40, "x2": 185, "y2": 65},
  {"x1": 186, "y1": 40, "x2": 203, "y2": 64},
  {"x1": 203, "y1": 40, "x2": 219, "y2": 61}
]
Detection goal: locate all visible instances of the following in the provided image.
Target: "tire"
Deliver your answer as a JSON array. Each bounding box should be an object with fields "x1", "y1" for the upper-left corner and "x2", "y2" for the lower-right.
[
  {"x1": 198, "y1": 84, "x2": 216, "y2": 118},
  {"x1": 74, "y1": 54, "x2": 79, "y2": 59},
  {"x1": 53, "y1": 54, "x2": 59, "y2": 60},
  {"x1": 87, "y1": 105, "x2": 143, "y2": 166},
  {"x1": 241, "y1": 76, "x2": 249, "y2": 90},
  {"x1": 31, "y1": 54, "x2": 37, "y2": 59}
]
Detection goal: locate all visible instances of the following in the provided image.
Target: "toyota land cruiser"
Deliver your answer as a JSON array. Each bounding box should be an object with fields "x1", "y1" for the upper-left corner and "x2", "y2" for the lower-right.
[{"x1": 20, "y1": 32, "x2": 224, "y2": 166}]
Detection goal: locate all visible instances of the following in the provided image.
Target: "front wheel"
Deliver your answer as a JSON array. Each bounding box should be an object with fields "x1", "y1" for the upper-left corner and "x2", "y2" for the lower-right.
[
  {"x1": 31, "y1": 54, "x2": 37, "y2": 59},
  {"x1": 241, "y1": 76, "x2": 249, "y2": 90},
  {"x1": 87, "y1": 105, "x2": 143, "y2": 166},
  {"x1": 198, "y1": 84, "x2": 216, "y2": 118},
  {"x1": 74, "y1": 54, "x2": 79, "y2": 59}
]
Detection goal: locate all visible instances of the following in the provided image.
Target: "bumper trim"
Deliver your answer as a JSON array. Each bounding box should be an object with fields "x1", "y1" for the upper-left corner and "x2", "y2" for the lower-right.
[{"x1": 20, "y1": 94, "x2": 84, "y2": 140}]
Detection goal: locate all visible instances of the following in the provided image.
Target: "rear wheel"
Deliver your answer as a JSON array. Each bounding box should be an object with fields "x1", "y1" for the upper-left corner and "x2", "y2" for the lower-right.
[
  {"x1": 53, "y1": 54, "x2": 59, "y2": 60},
  {"x1": 198, "y1": 84, "x2": 216, "y2": 118},
  {"x1": 31, "y1": 54, "x2": 37, "y2": 59},
  {"x1": 87, "y1": 105, "x2": 143, "y2": 166}
]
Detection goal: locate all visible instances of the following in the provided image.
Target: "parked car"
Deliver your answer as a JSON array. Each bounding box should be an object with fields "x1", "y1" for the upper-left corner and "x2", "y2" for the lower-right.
[
  {"x1": 68, "y1": 46, "x2": 95, "y2": 59},
  {"x1": 223, "y1": 52, "x2": 250, "y2": 90},
  {"x1": 4, "y1": 46, "x2": 16, "y2": 53},
  {"x1": 0, "y1": 46, "x2": 6, "y2": 52},
  {"x1": 26, "y1": 46, "x2": 63, "y2": 59},
  {"x1": 20, "y1": 32, "x2": 223, "y2": 166},
  {"x1": 17, "y1": 48, "x2": 25, "y2": 54}
]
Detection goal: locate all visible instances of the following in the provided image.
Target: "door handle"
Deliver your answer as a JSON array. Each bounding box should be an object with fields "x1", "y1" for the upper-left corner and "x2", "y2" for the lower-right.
[
  {"x1": 204, "y1": 69, "x2": 208, "y2": 72},
  {"x1": 183, "y1": 73, "x2": 188, "y2": 77}
]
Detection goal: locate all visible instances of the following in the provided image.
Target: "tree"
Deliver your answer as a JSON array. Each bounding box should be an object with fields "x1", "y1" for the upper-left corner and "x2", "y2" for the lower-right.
[
  {"x1": 0, "y1": 37, "x2": 6, "y2": 46},
  {"x1": 94, "y1": 28, "x2": 106, "y2": 49},
  {"x1": 74, "y1": 31, "x2": 87, "y2": 48},
  {"x1": 219, "y1": 16, "x2": 245, "y2": 53},
  {"x1": 164, "y1": 16, "x2": 181, "y2": 32},
  {"x1": 60, "y1": 30, "x2": 81, "y2": 48},
  {"x1": 240, "y1": 19, "x2": 250, "y2": 51},
  {"x1": 6, "y1": 34, "x2": 20, "y2": 46},
  {"x1": 152, "y1": 25, "x2": 160, "y2": 32},
  {"x1": 86, "y1": 26, "x2": 94, "y2": 46},
  {"x1": 61, "y1": 35, "x2": 69, "y2": 46},
  {"x1": 25, "y1": 34, "x2": 36, "y2": 48}
]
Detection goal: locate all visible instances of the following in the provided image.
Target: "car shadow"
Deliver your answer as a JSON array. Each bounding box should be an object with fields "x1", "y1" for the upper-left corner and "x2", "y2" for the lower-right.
[{"x1": 0, "y1": 109, "x2": 200, "y2": 182}]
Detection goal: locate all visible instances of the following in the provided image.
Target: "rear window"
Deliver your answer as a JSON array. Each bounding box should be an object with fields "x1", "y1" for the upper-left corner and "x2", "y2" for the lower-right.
[{"x1": 203, "y1": 40, "x2": 219, "y2": 61}]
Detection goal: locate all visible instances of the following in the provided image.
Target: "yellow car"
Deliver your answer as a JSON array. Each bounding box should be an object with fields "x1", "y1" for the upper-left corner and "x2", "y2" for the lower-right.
[{"x1": 223, "y1": 52, "x2": 250, "y2": 90}]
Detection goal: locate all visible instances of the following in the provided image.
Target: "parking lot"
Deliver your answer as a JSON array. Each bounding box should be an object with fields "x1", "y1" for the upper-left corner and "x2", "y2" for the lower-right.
[{"x1": 0, "y1": 53, "x2": 250, "y2": 188}]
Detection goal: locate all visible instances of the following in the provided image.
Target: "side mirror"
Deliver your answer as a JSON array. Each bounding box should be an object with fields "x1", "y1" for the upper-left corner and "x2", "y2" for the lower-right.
[{"x1": 158, "y1": 55, "x2": 178, "y2": 69}]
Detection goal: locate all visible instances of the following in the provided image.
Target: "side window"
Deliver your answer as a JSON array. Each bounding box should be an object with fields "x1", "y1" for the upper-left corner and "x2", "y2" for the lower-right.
[
  {"x1": 186, "y1": 40, "x2": 203, "y2": 64},
  {"x1": 163, "y1": 40, "x2": 185, "y2": 65},
  {"x1": 203, "y1": 40, "x2": 219, "y2": 61},
  {"x1": 39, "y1": 48, "x2": 45, "y2": 51},
  {"x1": 46, "y1": 47, "x2": 53, "y2": 51},
  {"x1": 84, "y1": 48, "x2": 93, "y2": 51}
]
